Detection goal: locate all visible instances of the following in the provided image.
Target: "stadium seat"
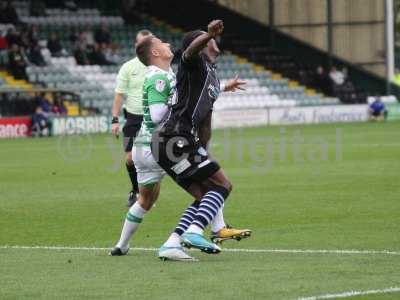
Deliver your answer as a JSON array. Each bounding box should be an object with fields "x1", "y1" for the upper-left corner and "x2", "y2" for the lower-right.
[{"x1": 15, "y1": 0, "x2": 340, "y2": 113}]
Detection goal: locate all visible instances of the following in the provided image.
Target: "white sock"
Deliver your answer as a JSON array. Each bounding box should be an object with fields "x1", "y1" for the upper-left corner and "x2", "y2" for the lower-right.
[
  {"x1": 163, "y1": 232, "x2": 181, "y2": 248},
  {"x1": 211, "y1": 207, "x2": 226, "y2": 233},
  {"x1": 186, "y1": 224, "x2": 204, "y2": 235},
  {"x1": 116, "y1": 202, "x2": 147, "y2": 249}
]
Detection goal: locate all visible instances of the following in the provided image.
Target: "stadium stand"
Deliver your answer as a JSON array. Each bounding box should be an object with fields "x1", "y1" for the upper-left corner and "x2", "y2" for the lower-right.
[
  {"x1": 4, "y1": 0, "x2": 379, "y2": 119},
  {"x1": 144, "y1": 0, "x2": 400, "y2": 102},
  {"x1": 222, "y1": 35, "x2": 368, "y2": 104}
]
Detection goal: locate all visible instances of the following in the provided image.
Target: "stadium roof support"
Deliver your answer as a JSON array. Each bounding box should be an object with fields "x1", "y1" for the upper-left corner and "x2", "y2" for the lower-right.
[{"x1": 385, "y1": 0, "x2": 395, "y2": 93}]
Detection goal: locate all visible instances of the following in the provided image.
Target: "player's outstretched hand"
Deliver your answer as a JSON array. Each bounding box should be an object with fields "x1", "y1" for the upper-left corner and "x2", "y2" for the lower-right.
[
  {"x1": 224, "y1": 75, "x2": 246, "y2": 92},
  {"x1": 208, "y1": 20, "x2": 224, "y2": 37}
]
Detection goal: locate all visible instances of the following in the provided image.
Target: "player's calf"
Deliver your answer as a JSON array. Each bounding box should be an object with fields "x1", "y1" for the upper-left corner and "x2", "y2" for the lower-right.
[{"x1": 110, "y1": 201, "x2": 147, "y2": 256}]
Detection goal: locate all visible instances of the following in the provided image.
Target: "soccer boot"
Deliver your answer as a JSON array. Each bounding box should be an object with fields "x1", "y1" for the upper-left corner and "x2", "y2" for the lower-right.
[
  {"x1": 109, "y1": 246, "x2": 129, "y2": 256},
  {"x1": 181, "y1": 232, "x2": 221, "y2": 254},
  {"x1": 158, "y1": 246, "x2": 197, "y2": 262},
  {"x1": 127, "y1": 190, "x2": 138, "y2": 207},
  {"x1": 210, "y1": 225, "x2": 252, "y2": 244}
]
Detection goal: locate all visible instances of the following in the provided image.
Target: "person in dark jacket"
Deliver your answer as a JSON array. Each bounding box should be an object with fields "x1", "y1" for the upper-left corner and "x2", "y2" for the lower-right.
[
  {"x1": 8, "y1": 44, "x2": 28, "y2": 79},
  {"x1": 31, "y1": 106, "x2": 50, "y2": 137},
  {"x1": 47, "y1": 33, "x2": 63, "y2": 57}
]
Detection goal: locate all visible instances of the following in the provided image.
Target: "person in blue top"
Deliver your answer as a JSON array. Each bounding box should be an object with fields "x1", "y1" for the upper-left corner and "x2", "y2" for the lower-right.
[{"x1": 369, "y1": 98, "x2": 387, "y2": 121}]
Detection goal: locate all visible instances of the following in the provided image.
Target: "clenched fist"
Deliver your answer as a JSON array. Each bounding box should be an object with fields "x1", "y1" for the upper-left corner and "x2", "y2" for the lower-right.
[{"x1": 208, "y1": 20, "x2": 224, "y2": 38}]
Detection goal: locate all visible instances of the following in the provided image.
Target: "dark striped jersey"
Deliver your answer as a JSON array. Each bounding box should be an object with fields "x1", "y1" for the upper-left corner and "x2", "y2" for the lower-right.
[{"x1": 161, "y1": 53, "x2": 220, "y2": 138}]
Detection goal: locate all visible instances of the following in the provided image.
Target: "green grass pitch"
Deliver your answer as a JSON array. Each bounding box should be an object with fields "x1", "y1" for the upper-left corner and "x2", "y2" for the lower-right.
[{"x1": 1, "y1": 122, "x2": 399, "y2": 299}]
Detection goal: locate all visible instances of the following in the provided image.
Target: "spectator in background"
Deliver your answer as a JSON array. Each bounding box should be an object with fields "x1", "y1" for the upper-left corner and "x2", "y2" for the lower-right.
[
  {"x1": 20, "y1": 30, "x2": 31, "y2": 49},
  {"x1": 74, "y1": 43, "x2": 89, "y2": 65},
  {"x1": 104, "y1": 44, "x2": 121, "y2": 64},
  {"x1": 87, "y1": 43, "x2": 113, "y2": 65},
  {"x1": 33, "y1": 93, "x2": 67, "y2": 116},
  {"x1": 95, "y1": 24, "x2": 111, "y2": 46},
  {"x1": 69, "y1": 29, "x2": 79, "y2": 44},
  {"x1": 36, "y1": 93, "x2": 52, "y2": 114},
  {"x1": 314, "y1": 66, "x2": 331, "y2": 95},
  {"x1": 8, "y1": 44, "x2": 28, "y2": 79},
  {"x1": 47, "y1": 33, "x2": 63, "y2": 57},
  {"x1": 31, "y1": 106, "x2": 50, "y2": 137},
  {"x1": 5, "y1": 27, "x2": 23, "y2": 47},
  {"x1": 329, "y1": 66, "x2": 346, "y2": 86},
  {"x1": 0, "y1": 27, "x2": 8, "y2": 65},
  {"x1": 80, "y1": 26, "x2": 95, "y2": 47},
  {"x1": 0, "y1": 31, "x2": 7, "y2": 49},
  {"x1": 28, "y1": 42, "x2": 46, "y2": 66},
  {"x1": 27, "y1": 25, "x2": 40, "y2": 46},
  {"x1": 52, "y1": 98, "x2": 67, "y2": 115},
  {"x1": 0, "y1": 1, "x2": 20, "y2": 25},
  {"x1": 368, "y1": 97, "x2": 387, "y2": 122}
]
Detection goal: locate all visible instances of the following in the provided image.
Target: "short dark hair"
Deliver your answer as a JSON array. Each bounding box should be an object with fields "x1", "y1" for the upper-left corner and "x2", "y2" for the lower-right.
[
  {"x1": 137, "y1": 29, "x2": 152, "y2": 37},
  {"x1": 182, "y1": 30, "x2": 203, "y2": 51},
  {"x1": 136, "y1": 36, "x2": 154, "y2": 66}
]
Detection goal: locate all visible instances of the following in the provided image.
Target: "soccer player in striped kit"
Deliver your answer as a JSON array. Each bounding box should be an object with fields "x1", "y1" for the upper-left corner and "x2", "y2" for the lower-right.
[{"x1": 153, "y1": 20, "x2": 251, "y2": 256}]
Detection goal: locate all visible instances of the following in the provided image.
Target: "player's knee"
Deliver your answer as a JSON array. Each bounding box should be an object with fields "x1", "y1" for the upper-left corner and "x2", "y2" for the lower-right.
[
  {"x1": 217, "y1": 178, "x2": 233, "y2": 195},
  {"x1": 225, "y1": 180, "x2": 233, "y2": 194},
  {"x1": 186, "y1": 183, "x2": 206, "y2": 201},
  {"x1": 222, "y1": 180, "x2": 232, "y2": 197},
  {"x1": 210, "y1": 182, "x2": 232, "y2": 199},
  {"x1": 224, "y1": 181, "x2": 233, "y2": 199}
]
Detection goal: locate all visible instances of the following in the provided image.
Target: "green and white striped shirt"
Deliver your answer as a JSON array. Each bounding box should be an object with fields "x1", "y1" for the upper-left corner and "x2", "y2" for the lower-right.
[{"x1": 134, "y1": 65, "x2": 176, "y2": 146}]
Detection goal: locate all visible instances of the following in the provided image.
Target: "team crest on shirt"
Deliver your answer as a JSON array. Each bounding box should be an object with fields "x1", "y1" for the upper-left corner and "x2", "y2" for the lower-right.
[
  {"x1": 208, "y1": 84, "x2": 219, "y2": 99},
  {"x1": 155, "y1": 79, "x2": 166, "y2": 92}
]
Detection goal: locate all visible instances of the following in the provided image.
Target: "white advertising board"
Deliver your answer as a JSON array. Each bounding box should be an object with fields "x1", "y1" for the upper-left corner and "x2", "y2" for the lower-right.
[{"x1": 268, "y1": 105, "x2": 368, "y2": 125}]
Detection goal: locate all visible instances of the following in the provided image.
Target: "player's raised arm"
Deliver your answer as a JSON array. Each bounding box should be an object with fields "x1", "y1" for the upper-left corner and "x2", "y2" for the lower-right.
[{"x1": 183, "y1": 19, "x2": 224, "y2": 61}]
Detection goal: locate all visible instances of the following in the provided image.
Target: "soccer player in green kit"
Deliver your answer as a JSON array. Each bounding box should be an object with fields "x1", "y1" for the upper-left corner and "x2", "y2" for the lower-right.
[
  {"x1": 111, "y1": 29, "x2": 152, "y2": 207},
  {"x1": 110, "y1": 36, "x2": 194, "y2": 258}
]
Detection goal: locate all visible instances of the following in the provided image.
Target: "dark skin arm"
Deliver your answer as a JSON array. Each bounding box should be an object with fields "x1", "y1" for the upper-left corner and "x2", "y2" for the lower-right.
[
  {"x1": 183, "y1": 20, "x2": 224, "y2": 61},
  {"x1": 198, "y1": 110, "x2": 212, "y2": 149},
  {"x1": 191, "y1": 21, "x2": 223, "y2": 148}
]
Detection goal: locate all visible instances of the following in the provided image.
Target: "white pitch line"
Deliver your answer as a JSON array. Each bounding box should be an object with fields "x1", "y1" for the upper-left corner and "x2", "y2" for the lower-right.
[
  {"x1": 297, "y1": 286, "x2": 400, "y2": 300},
  {"x1": 0, "y1": 245, "x2": 400, "y2": 256}
]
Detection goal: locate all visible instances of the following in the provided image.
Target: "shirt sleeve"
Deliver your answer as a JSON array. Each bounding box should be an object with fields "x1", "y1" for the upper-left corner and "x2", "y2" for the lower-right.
[
  {"x1": 181, "y1": 51, "x2": 202, "y2": 69},
  {"x1": 147, "y1": 74, "x2": 171, "y2": 105},
  {"x1": 114, "y1": 62, "x2": 129, "y2": 94},
  {"x1": 149, "y1": 103, "x2": 169, "y2": 124}
]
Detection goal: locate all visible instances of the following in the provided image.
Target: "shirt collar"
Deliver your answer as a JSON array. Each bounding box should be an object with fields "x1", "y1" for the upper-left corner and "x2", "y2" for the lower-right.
[{"x1": 148, "y1": 64, "x2": 173, "y2": 75}]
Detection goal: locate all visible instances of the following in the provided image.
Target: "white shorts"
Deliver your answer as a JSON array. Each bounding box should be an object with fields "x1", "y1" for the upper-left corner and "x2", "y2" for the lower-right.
[{"x1": 132, "y1": 145, "x2": 166, "y2": 186}]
